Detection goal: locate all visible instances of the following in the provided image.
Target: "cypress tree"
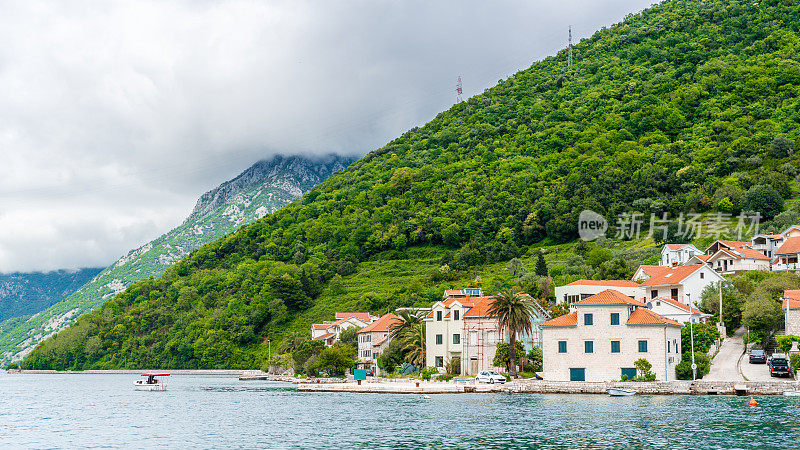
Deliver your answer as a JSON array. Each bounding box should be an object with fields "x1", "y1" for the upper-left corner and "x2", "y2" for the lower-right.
[{"x1": 535, "y1": 252, "x2": 548, "y2": 276}]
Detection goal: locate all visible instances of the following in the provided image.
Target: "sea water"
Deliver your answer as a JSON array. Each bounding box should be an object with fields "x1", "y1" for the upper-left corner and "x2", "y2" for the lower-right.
[{"x1": 1, "y1": 373, "x2": 799, "y2": 448}]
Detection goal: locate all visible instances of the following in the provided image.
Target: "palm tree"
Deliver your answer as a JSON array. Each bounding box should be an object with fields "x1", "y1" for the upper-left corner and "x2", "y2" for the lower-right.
[
  {"x1": 390, "y1": 309, "x2": 426, "y2": 368},
  {"x1": 488, "y1": 289, "x2": 535, "y2": 378}
]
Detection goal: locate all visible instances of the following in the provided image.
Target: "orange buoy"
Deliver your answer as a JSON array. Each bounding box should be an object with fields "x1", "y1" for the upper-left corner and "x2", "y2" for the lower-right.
[{"x1": 749, "y1": 397, "x2": 757, "y2": 407}]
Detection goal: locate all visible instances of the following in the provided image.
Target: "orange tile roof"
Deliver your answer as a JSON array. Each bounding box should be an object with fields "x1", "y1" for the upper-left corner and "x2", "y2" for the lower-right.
[
  {"x1": 312, "y1": 323, "x2": 330, "y2": 330},
  {"x1": 540, "y1": 311, "x2": 578, "y2": 327},
  {"x1": 666, "y1": 244, "x2": 690, "y2": 250},
  {"x1": 776, "y1": 236, "x2": 800, "y2": 255},
  {"x1": 463, "y1": 297, "x2": 495, "y2": 318},
  {"x1": 692, "y1": 254, "x2": 710, "y2": 262},
  {"x1": 719, "y1": 240, "x2": 751, "y2": 249},
  {"x1": 783, "y1": 298, "x2": 800, "y2": 309},
  {"x1": 444, "y1": 290, "x2": 462, "y2": 296},
  {"x1": 654, "y1": 297, "x2": 706, "y2": 315},
  {"x1": 571, "y1": 290, "x2": 646, "y2": 307},
  {"x1": 638, "y1": 264, "x2": 705, "y2": 286},
  {"x1": 564, "y1": 279, "x2": 640, "y2": 287},
  {"x1": 358, "y1": 313, "x2": 400, "y2": 333},
  {"x1": 740, "y1": 248, "x2": 770, "y2": 260},
  {"x1": 626, "y1": 307, "x2": 683, "y2": 327},
  {"x1": 313, "y1": 332, "x2": 335, "y2": 340},
  {"x1": 785, "y1": 290, "x2": 800, "y2": 300},
  {"x1": 335, "y1": 312, "x2": 372, "y2": 322}
]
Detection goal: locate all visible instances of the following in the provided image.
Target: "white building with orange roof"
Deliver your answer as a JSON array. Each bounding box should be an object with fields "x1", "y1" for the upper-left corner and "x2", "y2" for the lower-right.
[
  {"x1": 424, "y1": 296, "x2": 480, "y2": 370},
  {"x1": 633, "y1": 263, "x2": 723, "y2": 307},
  {"x1": 660, "y1": 244, "x2": 701, "y2": 266},
  {"x1": 356, "y1": 313, "x2": 400, "y2": 374},
  {"x1": 773, "y1": 234, "x2": 800, "y2": 272},
  {"x1": 541, "y1": 290, "x2": 683, "y2": 382},
  {"x1": 647, "y1": 297, "x2": 711, "y2": 324},
  {"x1": 555, "y1": 279, "x2": 644, "y2": 304},
  {"x1": 310, "y1": 312, "x2": 377, "y2": 347},
  {"x1": 751, "y1": 233, "x2": 785, "y2": 259},
  {"x1": 705, "y1": 246, "x2": 770, "y2": 274}
]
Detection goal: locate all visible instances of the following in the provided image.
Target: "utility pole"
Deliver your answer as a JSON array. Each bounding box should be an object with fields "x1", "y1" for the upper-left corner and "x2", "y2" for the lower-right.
[
  {"x1": 568, "y1": 25, "x2": 573, "y2": 68},
  {"x1": 688, "y1": 293, "x2": 696, "y2": 380},
  {"x1": 719, "y1": 282, "x2": 723, "y2": 327}
]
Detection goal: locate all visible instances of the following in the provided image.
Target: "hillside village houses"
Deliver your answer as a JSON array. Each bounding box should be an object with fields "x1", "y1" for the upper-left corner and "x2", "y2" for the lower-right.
[
  {"x1": 424, "y1": 289, "x2": 550, "y2": 375},
  {"x1": 356, "y1": 313, "x2": 400, "y2": 375},
  {"x1": 541, "y1": 290, "x2": 683, "y2": 382},
  {"x1": 660, "y1": 244, "x2": 702, "y2": 266},
  {"x1": 311, "y1": 312, "x2": 378, "y2": 347},
  {"x1": 633, "y1": 264, "x2": 725, "y2": 309}
]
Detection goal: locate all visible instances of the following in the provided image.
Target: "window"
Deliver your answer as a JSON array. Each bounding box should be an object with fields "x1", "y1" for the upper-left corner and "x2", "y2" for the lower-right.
[
  {"x1": 454, "y1": 310, "x2": 460, "y2": 321},
  {"x1": 435, "y1": 356, "x2": 443, "y2": 367},
  {"x1": 436, "y1": 311, "x2": 442, "y2": 321},
  {"x1": 611, "y1": 340, "x2": 620, "y2": 353},
  {"x1": 453, "y1": 334, "x2": 461, "y2": 345},
  {"x1": 584, "y1": 341, "x2": 594, "y2": 353},
  {"x1": 651, "y1": 290, "x2": 658, "y2": 298},
  {"x1": 435, "y1": 334, "x2": 443, "y2": 345},
  {"x1": 558, "y1": 341, "x2": 567, "y2": 353},
  {"x1": 700, "y1": 272, "x2": 704, "y2": 279},
  {"x1": 610, "y1": 313, "x2": 619, "y2": 325},
  {"x1": 584, "y1": 313, "x2": 593, "y2": 326},
  {"x1": 638, "y1": 340, "x2": 648, "y2": 352},
  {"x1": 487, "y1": 331, "x2": 495, "y2": 344},
  {"x1": 469, "y1": 331, "x2": 477, "y2": 343},
  {"x1": 670, "y1": 288, "x2": 678, "y2": 299},
  {"x1": 667, "y1": 340, "x2": 671, "y2": 353}
]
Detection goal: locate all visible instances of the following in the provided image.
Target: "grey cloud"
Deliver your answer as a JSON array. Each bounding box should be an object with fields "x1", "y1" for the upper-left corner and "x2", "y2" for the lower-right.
[{"x1": 0, "y1": 0, "x2": 653, "y2": 272}]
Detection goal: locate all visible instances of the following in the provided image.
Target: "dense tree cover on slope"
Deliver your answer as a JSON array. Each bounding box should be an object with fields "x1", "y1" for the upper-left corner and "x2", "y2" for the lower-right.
[{"x1": 22, "y1": 0, "x2": 800, "y2": 370}]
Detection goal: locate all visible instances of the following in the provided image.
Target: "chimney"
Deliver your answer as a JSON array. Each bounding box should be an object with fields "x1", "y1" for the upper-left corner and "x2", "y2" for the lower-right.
[{"x1": 672, "y1": 261, "x2": 678, "y2": 267}]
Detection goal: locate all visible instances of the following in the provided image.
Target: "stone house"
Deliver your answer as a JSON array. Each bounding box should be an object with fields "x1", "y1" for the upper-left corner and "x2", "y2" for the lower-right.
[{"x1": 541, "y1": 289, "x2": 683, "y2": 382}]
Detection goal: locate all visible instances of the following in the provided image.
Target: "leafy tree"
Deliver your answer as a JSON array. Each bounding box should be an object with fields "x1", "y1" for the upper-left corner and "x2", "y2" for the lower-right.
[
  {"x1": 681, "y1": 322, "x2": 720, "y2": 355},
  {"x1": 337, "y1": 327, "x2": 360, "y2": 350},
  {"x1": 745, "y1": 185, "x2": 784, "y2": 219},
  {"x1": 526, "y1": 347, "x2": 542, "y2": 372},
  {"x1": 633, "y1": 358, "x2": 655, "y2": 381},
  {"x1": 675, "y1": 352, "x2": 711, "y2": 380},
  {"x1": 488, "y1": 290, "x2": 535, "y2": 378},
  {"x1": 493, "y1": 341, "x2": 526, "y2": 372},
  {"x1": 507, "y1": 258, "x2": 527, "y2": 277},
  {"x1": 313, "y1": 347, "x2": 355, "y2": 376},
  {"x1": 742, "y1": 297, "x2": 784, "y2": 345},
  {"x1": 376, "y1": 338, "x2": 404, "y2": 372},
  {"x1": 698, "y1": 281, "x2": 743, "y2": 332},
  {"x1": 585, "y1": 248, "x2": 612, "y2": 269},
  {"x1": 535, "y1": 252, "x2": 548, "y2": 276},
  {"x1": 597, "y1": 258, "x2": 632, "y2": 280},
  {"x1": 771, "y1": 136, "x2": 795, "y2": 158},
  {"x1": 292, "y1": 340, "x2": 325, "y2": 370}
]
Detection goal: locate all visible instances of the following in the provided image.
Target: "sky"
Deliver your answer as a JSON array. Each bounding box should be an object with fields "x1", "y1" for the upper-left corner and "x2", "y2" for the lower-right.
[{"x1": 0, "y1": 0, "x2": 655, "y2": 273}]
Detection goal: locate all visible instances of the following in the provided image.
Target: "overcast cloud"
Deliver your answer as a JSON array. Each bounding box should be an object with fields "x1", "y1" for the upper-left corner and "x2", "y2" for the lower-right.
[{"x1": 0, "y1": 0, "x2": 654, "y2": 273}]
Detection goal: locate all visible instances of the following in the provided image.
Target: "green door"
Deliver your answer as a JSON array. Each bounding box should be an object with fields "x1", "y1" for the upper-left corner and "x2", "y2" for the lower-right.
[
  {"x1": 621, "y1": 368, "x2": 637, "y2": 380},
  {"x1": 569, "y1": 368, "x2": 585, "y2": 381}
]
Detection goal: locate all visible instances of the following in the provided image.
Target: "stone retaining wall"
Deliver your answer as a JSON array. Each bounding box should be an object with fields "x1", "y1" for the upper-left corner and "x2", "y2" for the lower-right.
[{"x1": 506, "y1": 380, "x2": 800, "y2": 395}]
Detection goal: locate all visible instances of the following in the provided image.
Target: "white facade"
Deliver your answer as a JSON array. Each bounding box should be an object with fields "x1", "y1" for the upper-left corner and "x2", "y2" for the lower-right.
[
  {"x1": 555, "y1": 280, "x2": 645, "y2": 304},
  {"x1": 424, "y1": 299, "x2": 472, "y2": 370},
  {"x1": 751, "y1": 234, "x2": 785, "y2": 259},
  {"x1": 356, "y1": 313, "x2": 398, "y2": 374},
  {"x1": 311, "y1": 315, "x2": 372, "y2": 347},
  {"x1": 635, "y1": 264, "x2": 724, "y2": 307},
  {"x1": 541, "y1": 291, "x2": 682, "y2": 382},
  {"x1": 660, "y1": 244, "x2": 701, "y2": 266},
  {"x1": 647, "y1": 297, "x2": 711, "y2": 324}
]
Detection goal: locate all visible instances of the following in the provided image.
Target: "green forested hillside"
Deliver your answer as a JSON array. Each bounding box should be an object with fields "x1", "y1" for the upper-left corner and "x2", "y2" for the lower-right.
[{"x1": 23, "y1": 0, "x2": 800, "y2": 370}]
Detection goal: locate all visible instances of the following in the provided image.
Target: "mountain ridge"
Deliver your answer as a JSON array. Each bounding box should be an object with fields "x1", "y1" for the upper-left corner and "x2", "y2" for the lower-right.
[{"x1": 0, "y1": 154, "x2": 355, "y2": 363}]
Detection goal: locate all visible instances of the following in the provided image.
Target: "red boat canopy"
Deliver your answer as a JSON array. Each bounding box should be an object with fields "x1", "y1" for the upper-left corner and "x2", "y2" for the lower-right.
[{"x1": 141, "y1": 373, "x2": 170, "y2": 376}]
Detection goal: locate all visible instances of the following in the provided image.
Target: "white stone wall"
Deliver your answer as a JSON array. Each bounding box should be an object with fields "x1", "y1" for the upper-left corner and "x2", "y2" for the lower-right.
[
  {"x1": 542, "y1": 305, "x2": 682, "y2": 382},
  {"x1": 787, "y1": 309, "x2": 800, "y2": 337}
]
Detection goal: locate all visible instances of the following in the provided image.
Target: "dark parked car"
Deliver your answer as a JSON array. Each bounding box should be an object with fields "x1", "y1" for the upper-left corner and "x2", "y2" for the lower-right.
[
  {"x1": 769, "y1": 353, "x2": 792, "y2": 378},
  {"x1": 749, "y1": 349, "x2": 766, "y2": 364},
  {"x1": 365, "y1": 369, "x2": 374, "y2": 377}
]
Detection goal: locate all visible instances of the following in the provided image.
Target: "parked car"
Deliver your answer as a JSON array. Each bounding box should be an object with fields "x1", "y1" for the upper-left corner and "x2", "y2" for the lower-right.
[
  {"x1": 365, "y1": 369, "x2": 374, "y2": 377},
  {"x1": 476, "y1": 371, "x2": 506, "y2": 384},
  {"x1": 749, "y1": 349, "x2": 766, "y2": 364},
  {"x1": 768, "y1": 353, "x2": 793, "y2": 378}
]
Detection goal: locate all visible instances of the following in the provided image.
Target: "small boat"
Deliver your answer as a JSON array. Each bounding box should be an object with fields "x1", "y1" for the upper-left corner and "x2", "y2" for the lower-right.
[
  {"x1": 607, "y1": 388, "x2": 636, "y2": 396},
  {"x1": 782, "y1": 390, "x2": 800, "y2": 397},
  {"x1": 134, "y1": 373, "x2": 169, "y2": 391}
]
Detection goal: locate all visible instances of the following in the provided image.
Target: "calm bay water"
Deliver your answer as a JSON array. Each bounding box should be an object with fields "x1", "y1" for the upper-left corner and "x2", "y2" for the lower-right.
[{"x1": 2, "y1": 373, "x2": 800, "y2": 448}]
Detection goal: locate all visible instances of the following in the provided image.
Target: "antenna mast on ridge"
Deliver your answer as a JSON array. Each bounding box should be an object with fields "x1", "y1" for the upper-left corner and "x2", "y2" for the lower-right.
[
  {"x1": 456, "y1": 76, "x2": 463, "y2": 103},
  {"x1": 568, "y1": 25, "x2": 573, "y2": 68}
]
